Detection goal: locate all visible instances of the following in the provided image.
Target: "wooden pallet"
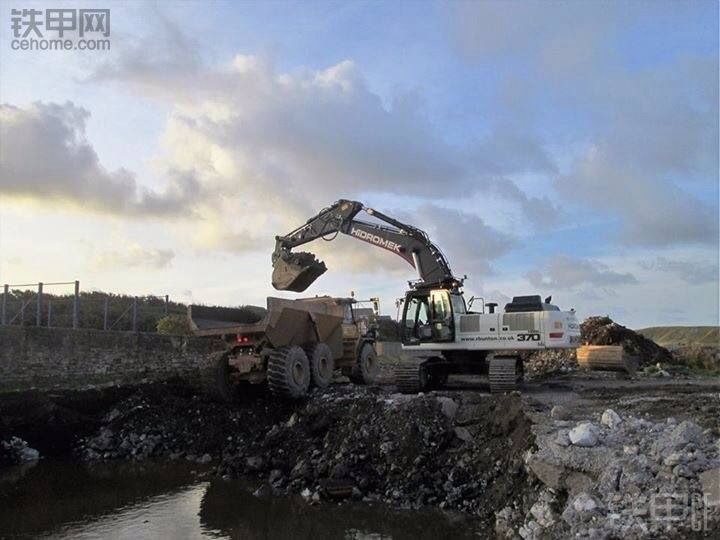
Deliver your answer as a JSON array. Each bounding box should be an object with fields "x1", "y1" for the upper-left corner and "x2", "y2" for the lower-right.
[{"x1": 576, "y1": 345, "x2": 639, "y2": 374}]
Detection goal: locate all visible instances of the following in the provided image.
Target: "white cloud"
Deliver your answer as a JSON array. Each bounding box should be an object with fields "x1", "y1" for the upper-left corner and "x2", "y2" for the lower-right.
[
  {"x1": 89, "y1": 242, "x2": 175, "y2": 270},
  {"x1": 0, "y1": 102, "x2": 198, "y2": 216},
  {"x1": 526, "y1": 255, "x2": 638, "y2": 289},
  {"x1": 639, "y1": 256, "x2": 718, "y2": 284}
]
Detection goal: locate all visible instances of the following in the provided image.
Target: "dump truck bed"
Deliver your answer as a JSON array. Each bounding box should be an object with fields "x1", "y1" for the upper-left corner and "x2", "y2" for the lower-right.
[{"x1": 188, "y1": 297, "x2": 350, "y2": 358}]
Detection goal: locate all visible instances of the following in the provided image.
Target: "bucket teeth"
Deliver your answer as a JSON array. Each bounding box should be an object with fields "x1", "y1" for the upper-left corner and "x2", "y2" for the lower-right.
[{"x1": 271, "y1": 252, "x2": 327, "y2": 292}]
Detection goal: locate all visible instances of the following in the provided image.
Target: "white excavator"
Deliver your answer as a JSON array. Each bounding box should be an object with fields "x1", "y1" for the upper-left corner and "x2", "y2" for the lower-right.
[{"x1": 272, "y1": 199, "x2": 580, "y2": 392}]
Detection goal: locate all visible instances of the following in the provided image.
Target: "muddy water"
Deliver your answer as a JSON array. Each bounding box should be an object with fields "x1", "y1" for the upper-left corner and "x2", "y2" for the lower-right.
[{"x1": 0, "y1": 461, "x2": 483, "y2": 539}]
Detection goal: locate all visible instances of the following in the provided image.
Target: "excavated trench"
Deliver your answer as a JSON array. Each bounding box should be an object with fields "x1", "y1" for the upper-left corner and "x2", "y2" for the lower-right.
[
  {"x1": 2, "y1": 374, "x2": 719, "y2": 539},
  {"x1": 0, "y1": 380, "x2": 535, "y2": 536}
]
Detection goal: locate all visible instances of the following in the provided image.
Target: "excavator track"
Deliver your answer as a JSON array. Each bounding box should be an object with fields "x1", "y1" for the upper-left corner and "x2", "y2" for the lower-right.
[
  {"x1": 488, "y1": 355, "x2": 521, "y2": 393},
  {"x1": 395, "y1": 358, "x2": 428, "y2": 394}
]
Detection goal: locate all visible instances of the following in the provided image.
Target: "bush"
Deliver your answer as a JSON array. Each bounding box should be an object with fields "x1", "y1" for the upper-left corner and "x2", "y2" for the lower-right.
[{"x1": 156, "y1": 314, "x2": 192, "y2": 335}]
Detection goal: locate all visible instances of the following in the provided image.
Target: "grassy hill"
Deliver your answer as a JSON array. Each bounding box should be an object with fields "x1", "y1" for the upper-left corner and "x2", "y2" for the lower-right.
[{"x1": 636, "y1": 326, "x2": 719, "y2": 348}]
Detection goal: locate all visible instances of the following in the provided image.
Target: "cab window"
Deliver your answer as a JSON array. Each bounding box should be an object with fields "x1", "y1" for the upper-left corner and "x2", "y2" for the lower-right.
[{"x1": 450, "y1": 294, "x2": 466, "y2": 315}]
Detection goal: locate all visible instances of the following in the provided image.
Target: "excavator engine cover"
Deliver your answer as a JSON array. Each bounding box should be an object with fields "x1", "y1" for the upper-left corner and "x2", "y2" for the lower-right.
[{"x1": 272, "y1": 251, "x2": 327, "y2": 292}]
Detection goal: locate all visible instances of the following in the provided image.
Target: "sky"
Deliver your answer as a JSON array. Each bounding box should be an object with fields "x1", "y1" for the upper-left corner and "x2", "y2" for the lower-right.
[{"x1": 0, "y1": 0, "x2": 718, "y2": 328}]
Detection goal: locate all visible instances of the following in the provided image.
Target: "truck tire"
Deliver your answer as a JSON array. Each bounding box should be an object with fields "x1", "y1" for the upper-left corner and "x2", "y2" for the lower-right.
[
  {"x1": 349, "y1": 342, "x2": 379, "y2": 385},
  {"x1": 268, "y1": 345, "x2": 311, "y2": 399},
  {"x1": 306, "y1": 342, "x2": 334, "y2": 388},
  {"x1": 202, "y1": 350, "x2": 238, "y2": 402}
]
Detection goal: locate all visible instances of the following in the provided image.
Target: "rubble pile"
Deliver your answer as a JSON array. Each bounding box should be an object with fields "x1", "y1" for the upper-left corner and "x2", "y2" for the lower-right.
[
  {"x1": 77, "y1": 384, "x2": 294, "y2": 462},
  {"x1": 501, "y1": 409, "x2": 720, "y2": 539},
  {"x1": 581, "y1": 316, "x2": 674, "y2": 365},
  {"x1": 523, "y1": 350, "x2": 577, "y2": 377},
  {"x1": 75, "y1": 383, "x2": 534, "y2": 528},
  {"x1": 0, "y1": 437, "x2": 40, "y2": 465},
  {"x1": 218, "y1": 389, "x2": 532, "y2": 526}
]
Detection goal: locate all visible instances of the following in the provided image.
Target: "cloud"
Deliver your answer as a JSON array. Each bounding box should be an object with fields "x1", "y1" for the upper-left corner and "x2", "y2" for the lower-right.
[
  {"x1": 89, "y1": 242, "x2": 175, "y2": 270},
  {"x1": 0, "y1": 102, "x2": 198, "y2": 216},
  {"x1": 85, "y1": 16, "x2": 561, "y2": 235},
  {"x1": 526, "y1": 255, "x2": 637, "y2": 289},
  {"x1": 451, "y1": 2, "x2": 719, "y2": 248},
  {"x1": 640, "y1": 256, "x2": 719, "y2": 284}
]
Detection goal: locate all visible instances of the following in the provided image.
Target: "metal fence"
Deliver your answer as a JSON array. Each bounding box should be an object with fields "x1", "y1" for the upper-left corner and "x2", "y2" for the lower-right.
[{"x1": 0, "y1": 280, "x2": 181, "y2": 332}]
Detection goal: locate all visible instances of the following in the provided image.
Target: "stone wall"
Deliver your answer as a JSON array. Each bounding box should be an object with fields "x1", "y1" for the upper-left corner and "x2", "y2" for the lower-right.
[{"x1": 0, "y1": 326, "x2": 226, "y2": 392}]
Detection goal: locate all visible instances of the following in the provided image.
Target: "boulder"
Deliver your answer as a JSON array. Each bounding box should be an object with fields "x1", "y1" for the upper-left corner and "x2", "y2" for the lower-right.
[
  {"x1": 569, "y1": 423, "x2": 600, "y2": 447},
  {"x1": 601, "y1": 409, "x2": 622, "y2": 429},
  {"x1": 437, "y1": 397, "x2": 458, "y2": 420}
]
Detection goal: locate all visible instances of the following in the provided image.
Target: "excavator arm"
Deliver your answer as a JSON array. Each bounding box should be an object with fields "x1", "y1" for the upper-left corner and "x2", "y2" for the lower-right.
[{"x1": 272, "y1": 199, "x2": 457, "y2": 292}]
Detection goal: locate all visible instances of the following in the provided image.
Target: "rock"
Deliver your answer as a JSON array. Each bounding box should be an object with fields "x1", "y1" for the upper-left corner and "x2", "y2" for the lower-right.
[
  {"x1": 623, "y1": 445, "x2": 639, "y2": 455},
  {"x1": 518, "y1": 519, "x2": 543, "y2": 540},
  {"x1": 268, "y1": 469, "x2": 284, "y2": 486},
  {"x1": 551, "y1": 405, "x2": 572, "y2": 420},
  {"x1": 246, "y1": 456, "x2": 264, "y2": 471},
  {"x1": 601, "y1": 409, "x2": 622, "y2": 429},
  {"x1": 198, "y1": 453, "x2": 212, "y2": 464},
  {"x1": 495, "y1": 506, "x2": 516, "y2": 538},
  {"x1": 454, "y1": 427, "x2": 473, "y2": 443},
  {"x1": 563, "y1": 492, "x2": 602, "y2": 525},
  {"x1": 527, "y1": 456, "x2": 566, "y2": 490},
  {"x1": 565, "y1": 472, "x2": 594, "y2": 497},
  {"x1": 569, "y1": 423, "x2": 600, "y2": 447},
  {"x1": 530, "y1": 495, "x2": 556, "y2": 527},
  {"x1": 670, "y1": 421, "x2": 703, "y2": 446},
  {"x1": 301, "y1": 487, "x2": 312, "y2": 499},
  {"x1": 700, "y1": 468, "x2": 720, "y2": 505},
  {"x1": 437, "y1": 397, "x2": 458, "y2": 420}
]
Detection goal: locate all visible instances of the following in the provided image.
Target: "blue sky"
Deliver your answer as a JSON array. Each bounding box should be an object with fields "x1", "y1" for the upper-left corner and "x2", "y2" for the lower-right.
[{"x1": 0, "y1": 1, "x2": 717, "y2": 327}]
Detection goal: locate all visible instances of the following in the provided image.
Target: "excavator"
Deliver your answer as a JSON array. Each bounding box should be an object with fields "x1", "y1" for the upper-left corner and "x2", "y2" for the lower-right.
[{"x1": 272, "y1": 199, "x2": 581, "y2": 392}]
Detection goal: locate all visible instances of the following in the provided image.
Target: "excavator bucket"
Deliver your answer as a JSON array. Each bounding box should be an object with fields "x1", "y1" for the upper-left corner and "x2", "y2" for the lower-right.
[{"x1": 271, "y1": 251, "x2": 327, "y2": 292}]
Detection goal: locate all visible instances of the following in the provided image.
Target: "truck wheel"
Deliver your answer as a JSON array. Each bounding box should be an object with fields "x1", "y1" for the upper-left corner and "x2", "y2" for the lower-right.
[
  {"x1": 349, "y1": 342, "x2": 379, "y2": 385},
  {"x1": 268, "y1": 346, "x2": 311, "y2": 399},
  {"x1": 306, "y1": 342, "x2": 334, "y2": 388},
  {"x1": 202, "y1": 350, "x2": 238, "y2": 402}
]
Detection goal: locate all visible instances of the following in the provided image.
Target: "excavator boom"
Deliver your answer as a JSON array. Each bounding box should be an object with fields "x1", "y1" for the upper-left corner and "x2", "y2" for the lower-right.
[{"x1": 272, "y1": 199, "x2": 457, "y2": 292}]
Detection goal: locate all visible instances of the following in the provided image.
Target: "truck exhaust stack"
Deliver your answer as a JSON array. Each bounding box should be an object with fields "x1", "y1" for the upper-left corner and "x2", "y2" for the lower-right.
[{"x1": 271, "y1": 251, "x2": 327, "y2": 292}]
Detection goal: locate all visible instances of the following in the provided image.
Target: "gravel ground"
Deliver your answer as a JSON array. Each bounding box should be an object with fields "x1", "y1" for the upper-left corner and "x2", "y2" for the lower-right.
[{"x1": 1, "y1": 366, "x2": 718, "y2": 539}]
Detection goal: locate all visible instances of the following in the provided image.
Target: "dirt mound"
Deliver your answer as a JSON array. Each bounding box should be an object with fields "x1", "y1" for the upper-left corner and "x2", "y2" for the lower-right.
[
  {"x1": 217, "y1": 389, "x2": 533, "y2": 529},
  {"x1": 74, "y1": 383, "x2": 534, "y2": 529},
  {"x1": 581, "y1": 316, "x2": 674, "y2": 365}
]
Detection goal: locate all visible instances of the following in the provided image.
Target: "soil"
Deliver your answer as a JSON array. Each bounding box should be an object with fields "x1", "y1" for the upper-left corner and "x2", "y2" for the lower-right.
[{"x1": 1, "y1": 368, "x2": 718, "y2": 539}]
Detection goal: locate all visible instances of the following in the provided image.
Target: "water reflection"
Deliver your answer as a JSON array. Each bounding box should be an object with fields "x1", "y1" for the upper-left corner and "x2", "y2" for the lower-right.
[{"x1": 0, "y1": 462, "x2": 482, "y2": 539}]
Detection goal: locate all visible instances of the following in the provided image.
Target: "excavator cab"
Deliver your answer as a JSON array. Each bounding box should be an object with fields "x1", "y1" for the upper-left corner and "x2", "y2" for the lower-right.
[
  {"x1": 401, "y1": 288, "x2": 456, "y2": 345},
  {"x1": 272, "y1": 251, "x2": 327, "y2": 292}
]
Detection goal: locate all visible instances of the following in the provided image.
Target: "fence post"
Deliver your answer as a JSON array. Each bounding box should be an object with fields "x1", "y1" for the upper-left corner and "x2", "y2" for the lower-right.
[
  {"x1": 36, "y1": 282, "x2": 43, "y2": 327},
  {"x1": 103, "y1": 296, "x2": 109, "y2": 331},
  {"x1": 164, "y1": 294, "x2": 169, "y2": 316},
  {"x1": 132, "y1": 297, "x2": 138, "y2": 332},
  {"x1": 47, "y1": 299, "x2": 52, "y2": 328},
  {"x1": 1, "y1": 284, "x2": 7, "y2": 325},
  {"x1": 73, "y1": 280, "x2": 80, "y2": 329},
  {"x1": 20, "y1": 301, "x2": 24, "y2": 325}
]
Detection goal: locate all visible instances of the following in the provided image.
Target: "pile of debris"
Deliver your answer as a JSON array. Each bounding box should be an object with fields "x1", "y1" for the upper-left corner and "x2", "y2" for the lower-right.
[
  {"x1": 523, "y1": 350, "x2": 577, "y2": 377},
  {"x1": 500, "y1": 408, "x2": 720, "y2": 538},
  {"x1": 0, "y1": 437, "x2": 39, "y2": 465},
  {"x1": 75, "y1": 383, "x2": 534, "y2": 531},
  {"x1": 217, "y1": 389, "x2": 532, "y2": 529},
  {"x1": 582, "y1": 316, "x2": 674, "y2": 365},
  {"x1": 77, "y1": 383, "x2": 294, "y2": 463}
]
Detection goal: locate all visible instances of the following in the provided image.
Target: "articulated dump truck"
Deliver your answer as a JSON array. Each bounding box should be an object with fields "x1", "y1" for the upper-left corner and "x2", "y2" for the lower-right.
[{"x1": 188, "y1": 296, "x2": 379, "y2": 401}]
